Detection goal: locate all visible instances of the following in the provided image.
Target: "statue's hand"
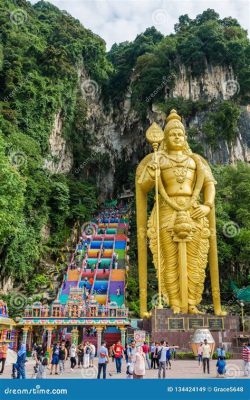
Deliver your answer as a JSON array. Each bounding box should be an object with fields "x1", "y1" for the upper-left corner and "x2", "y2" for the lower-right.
[
  {"x1": 147, "y1": 160, "x2": 160, "y2": 180},
  {"x1": 191, "y1": 205, "x2": 210, "y2": 219}
]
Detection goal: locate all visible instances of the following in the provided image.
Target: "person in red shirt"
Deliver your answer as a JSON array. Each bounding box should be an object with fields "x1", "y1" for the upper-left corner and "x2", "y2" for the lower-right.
[
  {"x1": 142, "y1": 341, "x2": 151, "y2": 369},
  {"x1": 113, "y1": 340, "x2": 124, "y2": 373},
  {"x1": 242, "y1": 342, "x2": 250, "y2": 376}
]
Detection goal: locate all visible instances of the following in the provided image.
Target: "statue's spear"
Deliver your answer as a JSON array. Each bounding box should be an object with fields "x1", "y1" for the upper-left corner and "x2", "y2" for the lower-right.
[{"x1": 146, "y1": 122, "x2": 164, "y2": 309}]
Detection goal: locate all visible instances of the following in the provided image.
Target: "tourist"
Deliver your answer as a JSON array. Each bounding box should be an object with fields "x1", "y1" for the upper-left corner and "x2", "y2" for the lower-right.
[
  {"x1": 133, "y1": 346, "x2": 146, "y2": 379},
  {"x1": 124, "y1": 343, "x2": 129, "y2": 363},
  {"x1": 216, "y1": 356, "x2": 226, "y2": 378},
  {"x1": 0, "y1": 341, "x2": 8, "y2": 374},
  {"x1": 109, "y1": 344, "x2": 115, "y2": 362},
  {"x1": 12, "y1": 344, "x2": 26, "y2": 379},
  {"x1": 171, "y1": 344, "x2": 176, "y2": 360},
  {"x1": 202, "y1": 339, "x2": 211, "y2": 374},
  {"x1": 165, "y1": 342, "x2": 171, "y2": 370},
  {"x1": 114, "y1": 261, "x2": 118, "y2": 269},
  {"x1": 83, "y1": 342, "x2": 91, "y2": 368},
  {"x1": 36, "y1": 357, "x2": 48, "y2": 379},
  {"x1": 142, "y1": 341, "x2": 151, "y2": 369},
  {"x1": 242, "y1": 342, "x2": 250, "y2": 376},
  {"x1": 158, "y1": 340, "x2": 167, "y2": 379},
  {"x1": 150, "y1": 342, "x2": 156, "y2": 369},
  {"x1": 50, "y1": 342, "x2": 60, "y2": 375},
  {"x1": 97, "y1": 341, "x2": 109, "y2": 379},
  {"x1": 114, "y1": 340, "x2": 124, "y2": 373},
  {"x1": 216, "y1": 344, "x2": 226, "y2": 359},
  {"x1": 153, "y1": 342, "x2": 160, "y2": 369},
  {"x1": 70, "y1": 343, "x2": 77, "y2": 371},
  {"x1": 77, "y1": 343, "x2": 84, "y2": 368},
  {"x1": 90, "y1": 343, "x2": 96, "y2": 367},
  {"x1": 197, "y1": 342, "x2": 203, "y2": 366},
  {"x1": 116, "y1": 287, "x2": 121, "y2": 296},
  {"x1": 59, "y1": 342, "x2": 67, "y2": 375}
]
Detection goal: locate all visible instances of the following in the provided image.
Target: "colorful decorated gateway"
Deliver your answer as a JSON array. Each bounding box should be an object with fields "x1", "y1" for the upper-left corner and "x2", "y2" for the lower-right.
[{"x1": 17, "y1": 204, "x2": 130, "y2": 353}]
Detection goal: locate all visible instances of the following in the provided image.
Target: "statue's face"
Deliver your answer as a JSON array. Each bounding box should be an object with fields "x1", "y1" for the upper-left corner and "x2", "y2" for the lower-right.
[{"x1": 167, "y1": 128, "x2": 186, "y2": 150}]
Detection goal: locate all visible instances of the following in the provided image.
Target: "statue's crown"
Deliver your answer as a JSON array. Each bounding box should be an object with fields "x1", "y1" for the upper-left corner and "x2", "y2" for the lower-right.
[{"x1": 164, "y1": 109, "x2": 185, "y2": 135}]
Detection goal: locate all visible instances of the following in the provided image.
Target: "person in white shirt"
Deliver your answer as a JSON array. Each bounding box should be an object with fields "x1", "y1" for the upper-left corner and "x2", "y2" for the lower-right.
[
  {"x1": 202, "y1": 339, "x2": 211, "y2": 374},
  {"x1": 89, "y1": 343, "x2": 96, "y2": 367},
  {"x1": 83, "y1": 342, "x2": 91, "y2": 368},
  {"x1": 70, "y1": 344, "x2": 77, "y2": 371}
]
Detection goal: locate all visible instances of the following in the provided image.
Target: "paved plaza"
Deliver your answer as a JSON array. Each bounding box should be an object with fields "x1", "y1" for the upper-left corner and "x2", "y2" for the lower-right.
[{"x1": 1, "y1": 358, "x2": 246, "y2": 380}]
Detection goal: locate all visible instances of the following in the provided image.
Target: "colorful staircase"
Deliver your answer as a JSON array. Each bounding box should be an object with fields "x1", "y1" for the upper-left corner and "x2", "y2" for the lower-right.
[{"x1": 58, "y1": 206, "x2": 129, "y2": 310}]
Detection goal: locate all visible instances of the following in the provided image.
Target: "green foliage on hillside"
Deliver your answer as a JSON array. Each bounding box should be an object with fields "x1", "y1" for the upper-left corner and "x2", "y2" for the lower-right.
[{"x1": 0, "y1": 0, "x2": 109, "y2": 286}]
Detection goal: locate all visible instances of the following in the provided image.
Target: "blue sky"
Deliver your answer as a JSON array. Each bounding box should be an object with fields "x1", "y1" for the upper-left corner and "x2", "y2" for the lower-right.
[{"x1": 30, "y1": 0, "x2": 250, "y2": 49}]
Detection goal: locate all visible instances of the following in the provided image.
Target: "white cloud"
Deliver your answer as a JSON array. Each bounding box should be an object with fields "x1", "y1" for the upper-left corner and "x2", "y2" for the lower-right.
[{"x1": 30, "y1": 0, "x2": 250, "y2": 50}]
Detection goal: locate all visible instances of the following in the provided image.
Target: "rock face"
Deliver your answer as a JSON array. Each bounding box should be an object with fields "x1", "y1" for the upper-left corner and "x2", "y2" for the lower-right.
[
  {"x1": 44, "y1": 64, "x2": 250, "y2": 196},
  {"x1": 172, "y1": 64, "x2": 237, "y2": 101},
  {"x1": 44, "y1": 111, "x2": 73, "y2": 174}
]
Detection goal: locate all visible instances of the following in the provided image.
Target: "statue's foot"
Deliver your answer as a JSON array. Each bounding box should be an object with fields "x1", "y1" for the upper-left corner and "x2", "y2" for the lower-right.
[
  {"x1": 172, "y1": 306, "x2": 181, "y2": 314},
  {"x1": 188, "y1": 306, "x2": 203, "y2": 314},
  {"x1": 215, "y1": 308, "x2": 227, "y2": 316}
]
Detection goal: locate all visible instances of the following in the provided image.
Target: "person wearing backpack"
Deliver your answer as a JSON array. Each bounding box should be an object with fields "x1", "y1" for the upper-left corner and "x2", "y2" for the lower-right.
[{"x1": 158, "y1": 340, "x2": 167, "y2": 379}]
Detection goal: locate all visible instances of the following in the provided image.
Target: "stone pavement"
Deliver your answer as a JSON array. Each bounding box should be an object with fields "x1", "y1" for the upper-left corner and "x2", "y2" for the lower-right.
[{"x1": 1, "y1": 358, "x2": 246, "y2": 379}]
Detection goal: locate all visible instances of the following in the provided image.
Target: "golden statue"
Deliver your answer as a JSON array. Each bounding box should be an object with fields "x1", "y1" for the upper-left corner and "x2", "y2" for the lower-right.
[{"x1": 136, "y1": 109, "x2": 226, "y2": 317}]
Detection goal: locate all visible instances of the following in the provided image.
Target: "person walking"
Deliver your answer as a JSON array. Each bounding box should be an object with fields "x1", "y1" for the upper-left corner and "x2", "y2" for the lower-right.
[
  {"x1": 142, "y1": 341, "x2": 151, "y2": 369},
  {"x1": 89, "y1": 343, "x2": 96, "y2": 367},
  {"x1": 114, "y1": 340, "x2": 124, "y2": 374},
  {"x1": 77, "y1": 343, "x2": 84, "y2": 368},
  {"x1": 83, "y1": 342, "x2": 91, "y2": 368},
  {"x1": 0, "y1": 341, "x2": 8, "y2": 375},
  {"x1": 242, "y1": 342, "x2": 250, "y2": 376},
  {"x1": 166, "y1": 343, "x2": 172, "y2": 370},
  {"x1": 202, "y1": 339, "x2": 211, "y2": 374},
  {"x1": 97, "y1": 341, "x2": 109, "y2": 379},
  {"x1": 70, "y1": 344, "x2": 77, "y2": 371},
  {"x1": 171, "y1": 344, "x2": 176, "y2": 360},
  {"x1": 59, "y1": 342, "x2": 67, "y2": 375},
  {"x1": 126, "y1": 341, "x2": 136, "y2": 379},
  {"x1": 150, "y1": 342, "x2": 156, "y2": 369},
  {"x1": 50, "y1": 342, "x2": 60, "y2": 375},
  {"x1": 132, "y1": 346, "x2": 146, "y2": 379},
  {"x1": 158, "y1": 341, "x2": 167, "y2": 379},
  {"x1": 13, "y1": 344, "x2": 26, "y2": 379},
  {"x1": 197, "y1": 342, "x2": 203, "y2": 366},
  {"x1": 154, "y1": 342, "x2": 160, "y2": 369}
]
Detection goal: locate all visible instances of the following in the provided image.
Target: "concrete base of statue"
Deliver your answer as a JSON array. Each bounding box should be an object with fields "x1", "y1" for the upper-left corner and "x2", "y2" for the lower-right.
[{"x1": 142, "y1": 307, "x2": 241, "y2": 354}]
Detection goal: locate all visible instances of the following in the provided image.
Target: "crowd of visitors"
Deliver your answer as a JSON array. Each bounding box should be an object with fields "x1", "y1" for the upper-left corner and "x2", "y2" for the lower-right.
[{"x1": 2, "y1": 339, "x2": 249, "y2": 379}]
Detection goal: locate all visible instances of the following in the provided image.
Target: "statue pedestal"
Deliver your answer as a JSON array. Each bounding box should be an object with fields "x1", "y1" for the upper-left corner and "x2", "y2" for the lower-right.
[{"x1": 143, "y1": 308, "x2": 240, "y2": 352}]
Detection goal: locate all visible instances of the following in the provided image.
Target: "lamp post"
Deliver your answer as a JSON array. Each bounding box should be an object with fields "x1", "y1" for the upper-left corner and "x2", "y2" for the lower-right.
[{"x1": 240, "y1": 302, "x2": 245, "y2": 332}]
